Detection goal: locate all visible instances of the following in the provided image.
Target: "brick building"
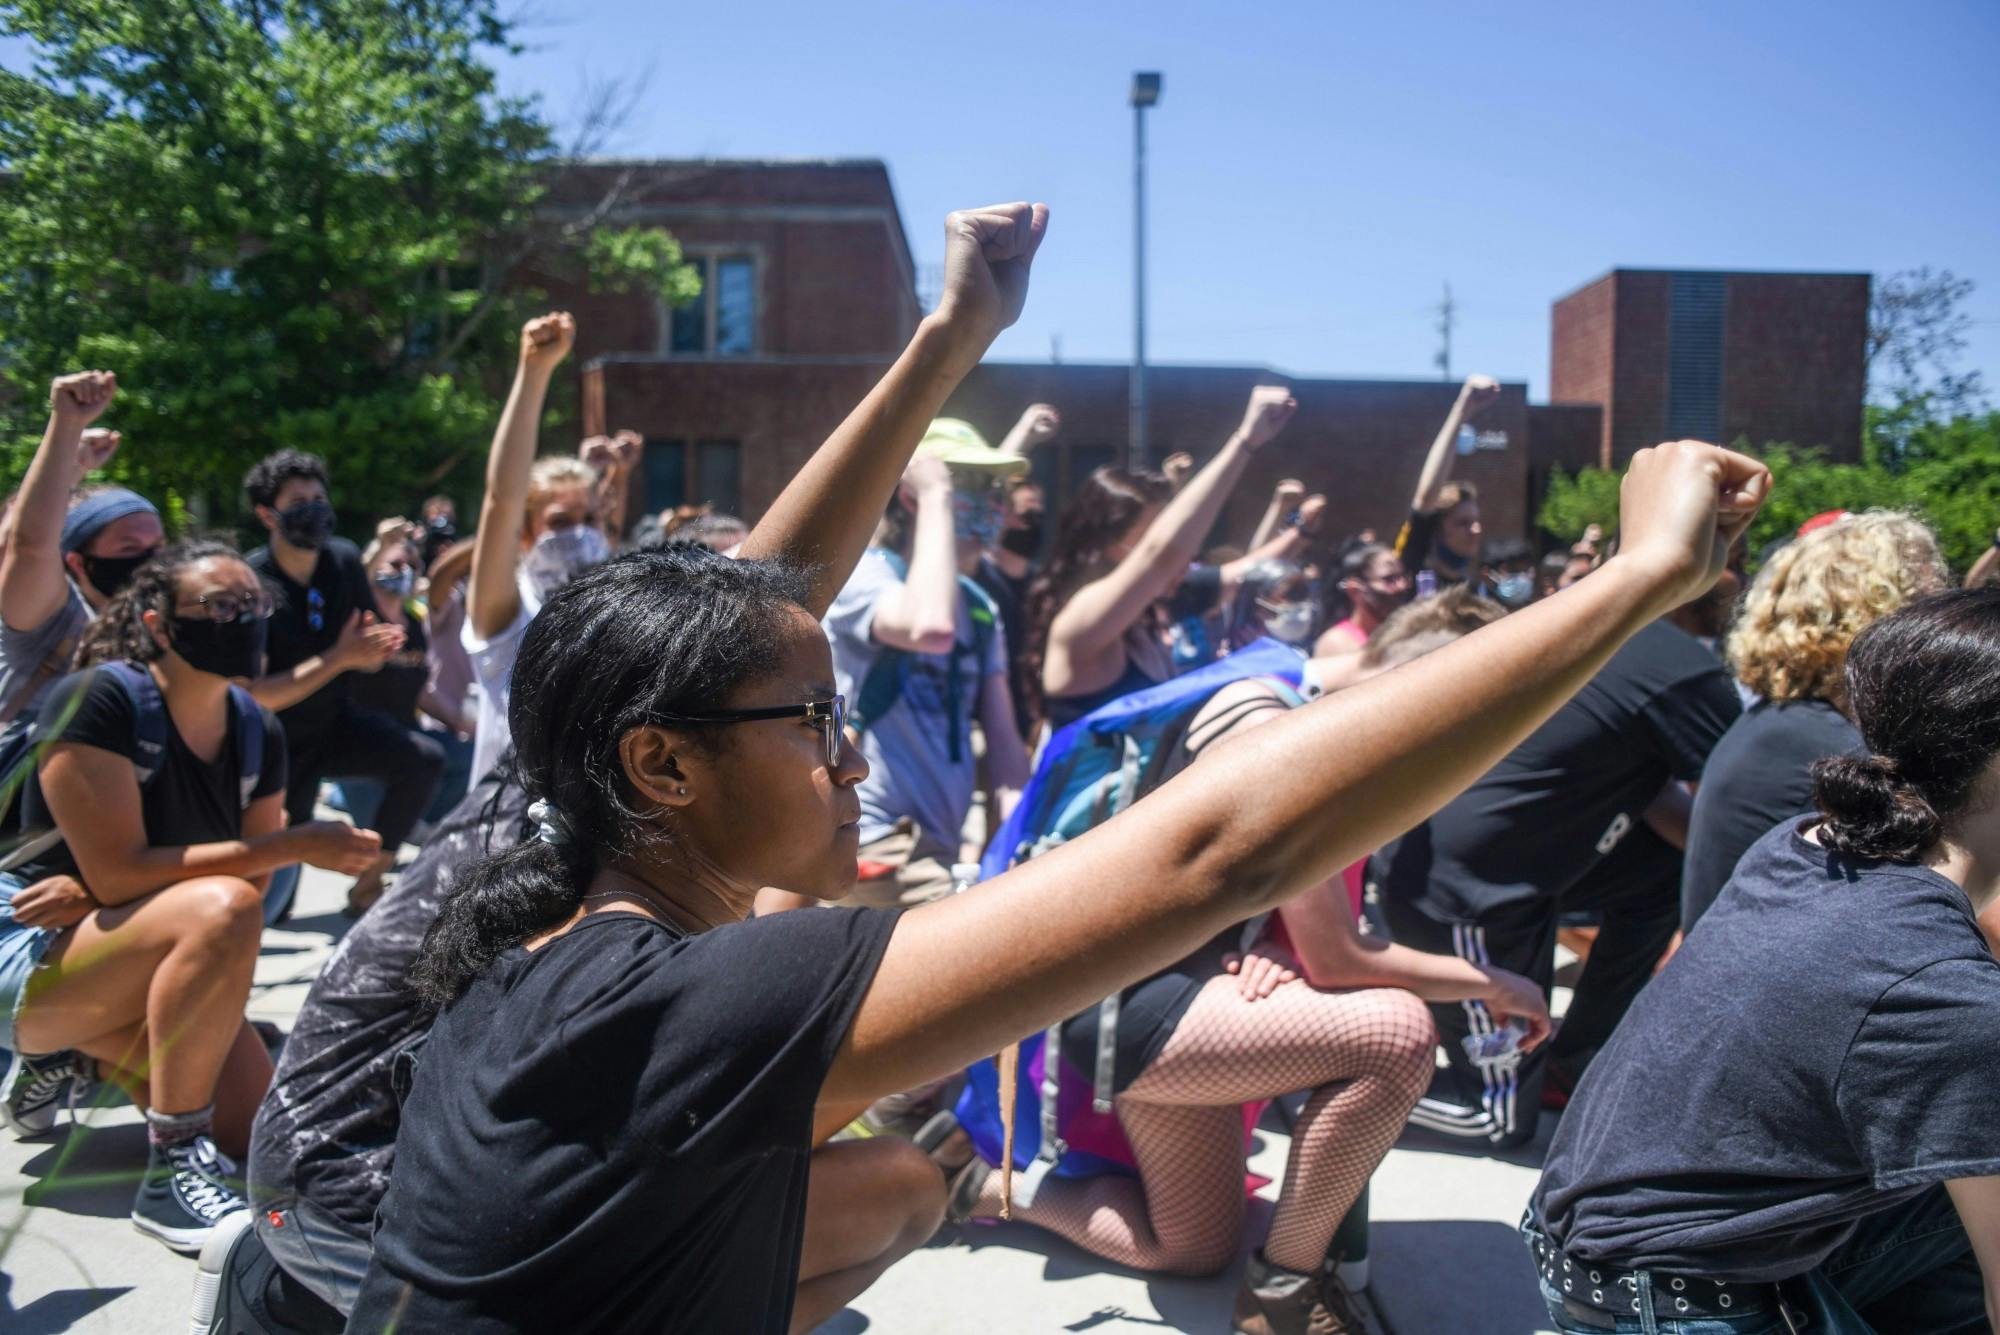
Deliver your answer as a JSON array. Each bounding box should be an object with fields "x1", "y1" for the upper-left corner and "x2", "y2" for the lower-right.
[
  {"x1": 1550, "y1": 269, "x2": 1871, "y2": 468},
  {"x1": 529, "y1": 161, "x2": 1869, "y2": 546}
]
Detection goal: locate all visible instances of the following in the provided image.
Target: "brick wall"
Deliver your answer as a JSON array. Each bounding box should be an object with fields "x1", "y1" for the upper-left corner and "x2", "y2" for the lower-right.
[
  {"x1": 1550, "y1": 274, "x2": 1617, "y2": 467},
  {"x1": 1721, "y1": 274, "x2": 1868, "y2": 458}
]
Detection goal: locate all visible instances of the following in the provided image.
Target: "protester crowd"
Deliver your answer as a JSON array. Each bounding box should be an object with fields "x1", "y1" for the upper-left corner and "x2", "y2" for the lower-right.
[{"x1": 0, "y1": 201, "x2": 1995, "y2": 1335}]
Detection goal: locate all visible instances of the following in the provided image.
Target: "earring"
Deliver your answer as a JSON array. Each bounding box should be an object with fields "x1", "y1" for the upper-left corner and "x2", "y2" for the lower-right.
[{"x1": 677, "y1": 786, "x2": 687, "y2": 796}]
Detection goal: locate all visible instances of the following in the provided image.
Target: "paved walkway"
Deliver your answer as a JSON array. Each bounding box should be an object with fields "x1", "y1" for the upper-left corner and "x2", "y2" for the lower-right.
[{"x1": 1, "y1": 864, "x2": 1564, "y2": 1333}]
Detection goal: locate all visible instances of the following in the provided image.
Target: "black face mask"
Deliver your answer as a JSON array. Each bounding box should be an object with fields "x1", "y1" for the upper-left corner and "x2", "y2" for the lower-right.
[
  {"x1": 168, "y1": 614, "x2": 267, "y2": 681},
  {"x1": 80, "y1": 547, "x2": 159, "y2": 600},
  {"x1": 1000, "y1": 519, "x2": 1044, "y2": 558},
  {"x1": 276, "y1": 499, "x2": 337, "y2": 550}
]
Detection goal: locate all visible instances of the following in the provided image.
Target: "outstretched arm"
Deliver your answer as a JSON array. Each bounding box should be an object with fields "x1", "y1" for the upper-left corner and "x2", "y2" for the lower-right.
[
  {"x1": 1966, "y1": 531, "x2": 2000, "y2": 589},
  {"x1": 825, "y1": 439, "x2": 1770, "y2": 1102},
  {"x1": 467, "y1": 313, "x2": 575, "y2": 640},
  {"x1": 1050, "y1": 386, "x2": 1298, "y2": 660},
  {"x1": 1248, "y1": 478, "x2": 1304, "y2": 553},
  {"x1": 1409, "y1": 374, "x2": 1500, "y2": 515},
  {"x1": 2, "y1": 373, "x2": 117, "y2": 633},
  {"x1": 997, "y1": 403, "x2": 1061, "y2": 458},
  {"x1": 740, "y1": 202, "x2": 1049, "y2": 619},
  {"x1": 867, "y1": 457, "x2": 961, "y2": 654}
]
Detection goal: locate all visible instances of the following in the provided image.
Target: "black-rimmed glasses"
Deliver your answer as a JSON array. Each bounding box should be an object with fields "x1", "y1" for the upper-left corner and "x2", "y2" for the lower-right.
[
  {"x1": 179, "y1": 589, "x2": 275, "y2": 625},
  {"x1": 657, "y1": 695, "x2": 848, "y2": 769}
]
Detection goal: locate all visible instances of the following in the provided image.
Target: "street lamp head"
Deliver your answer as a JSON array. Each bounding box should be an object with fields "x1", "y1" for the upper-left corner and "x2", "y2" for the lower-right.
[{"x1": 1130, "y1": 71, "x2": 1162, "y2": 108}]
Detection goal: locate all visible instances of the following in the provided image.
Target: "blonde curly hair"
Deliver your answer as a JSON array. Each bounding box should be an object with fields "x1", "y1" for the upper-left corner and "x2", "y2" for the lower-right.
[{"x1": 1727, "y1": 511, "x2": 1945, "y2": 709}]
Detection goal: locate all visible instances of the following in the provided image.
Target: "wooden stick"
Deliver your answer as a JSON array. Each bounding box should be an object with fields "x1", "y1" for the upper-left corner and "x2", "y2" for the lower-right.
[{"x1": 996, "y1": 1043, "x2": 1019, "y2": 1220}]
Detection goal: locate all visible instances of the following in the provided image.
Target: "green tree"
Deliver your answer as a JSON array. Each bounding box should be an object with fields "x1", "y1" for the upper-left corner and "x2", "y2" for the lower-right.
[{"x1": 0, "y1": 0, "x2": 698, "y2": 533}]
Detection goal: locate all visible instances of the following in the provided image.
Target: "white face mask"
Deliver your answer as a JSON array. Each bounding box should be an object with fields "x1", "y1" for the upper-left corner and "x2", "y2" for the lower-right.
[
  {"x1": 523, "y1": 524, "x2": 610, "y2": 602},
  {"x1": 1261, "y1": 600, "x2": 1317, "y2": 645}
]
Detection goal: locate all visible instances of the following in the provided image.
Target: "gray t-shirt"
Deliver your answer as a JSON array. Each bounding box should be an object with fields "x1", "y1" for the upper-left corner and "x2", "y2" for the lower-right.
[
  {"x1": 825, "y1": 549, "x2": 1007, "y2": 852},
  {"x1": 0, "y1": 586, "x2": 90, "y2": 727}
]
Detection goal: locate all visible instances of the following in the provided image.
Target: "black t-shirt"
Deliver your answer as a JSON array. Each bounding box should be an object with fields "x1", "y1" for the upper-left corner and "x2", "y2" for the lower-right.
[
  {"x1": 348, "y1": 905, "x2": 902, "y2": 1335},
  {"x1": 1375, "y1": 620, "x2": 1739, "y2": 922},
  {"x1": 1535, "y1": 822, "x2": 2000, "y2": 1283},
  {"x1": 973, "y1": 557, "x2": 1033, "y2": 733},
  {"x1": 17, "y1": 665, "x2": 287, "y2": 884},
  {"x1": 249, "y1": 764, "x2": 530, "y2": 1239},
  {"x1": 348, "y1": 607, "x2": 429, "y2": 725},
  {"x1": 247, "y1": 539, "x2": 374, "y2": 738},
  {"x1": 1680, "y1": 698, "x2": 1861, "y2": 930}
]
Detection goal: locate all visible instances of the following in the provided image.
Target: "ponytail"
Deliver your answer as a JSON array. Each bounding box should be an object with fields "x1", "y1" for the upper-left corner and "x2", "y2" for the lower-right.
[
  {"x1": 407, "y1": 836, "x2": 597, "y2": 1009},
  {"x1": 1810, "y1": 755, "x2": 1941, "y2": 864}
]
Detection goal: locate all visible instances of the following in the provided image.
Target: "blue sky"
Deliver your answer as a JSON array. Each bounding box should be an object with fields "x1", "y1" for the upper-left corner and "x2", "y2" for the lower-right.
[{"x1": 490, "y1": 0, "x2": 1999, "y2": 400}]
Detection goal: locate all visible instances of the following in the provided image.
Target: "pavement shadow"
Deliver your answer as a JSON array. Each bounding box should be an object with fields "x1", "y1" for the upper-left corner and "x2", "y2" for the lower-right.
[
  {"x1": 269, "y1": 910, "x2": 353, "y2": 942},
  {"x1": 0, "y1": 1270, "x2": 134, "y2": 1335},
  {"x1": 13, "y1": 1119, "x2": 149, "y2": 1219},
  {"x1": 1370, "y1": 1218, "x2": 1552, "y2": 1334}
]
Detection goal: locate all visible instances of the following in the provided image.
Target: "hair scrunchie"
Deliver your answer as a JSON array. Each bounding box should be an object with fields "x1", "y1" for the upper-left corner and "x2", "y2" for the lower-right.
[{"x1": 527, "y1": 799, "x2": 575, "y2": 847}]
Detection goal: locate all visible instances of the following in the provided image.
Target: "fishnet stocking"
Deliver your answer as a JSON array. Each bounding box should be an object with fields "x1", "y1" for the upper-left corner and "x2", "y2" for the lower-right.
[{"x1": 972, "y1": 975, "x2": 1434, "y2": 1275}]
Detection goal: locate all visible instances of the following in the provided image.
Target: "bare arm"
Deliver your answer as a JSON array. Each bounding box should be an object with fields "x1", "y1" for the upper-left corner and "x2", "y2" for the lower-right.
[
  {"x1": 425, "y1": 537, "x2": 477, "y2": 599},
  {"x1": 39, "y1": 743, "x2": 381, "y2": 905},
  {"x1": 247, "y1": 609, "x2": 400, "y2": 713},
  {"x1": 740, "y1": 203, "x2": 1049, "y2": 619},
  {"x1": 468, "y1": 313, "x2": 575, "y2": 640},
  {"x1": 1966, "y1": 533, "x2": 2000, "y2": 590},
  {"x1": 1248, "y1": 479, "x2": 1304, "y2": 553},
  {"x1": 866, "y1": 458, "x2": 960, "y2": 654},
  {"x1": 1219, "y1": 495, "x2": 1325, "y2": 601},
  {"x1": 996, "y1": 403, "x2": 1060, "y2": 458},
  {"x1": 2, "y1": 373, "x2": 117, "y2": 633},
  {"x1": 1642, "y1": 780, "x2": 1695, "y2": 850},
  {"x1": 824, "y1": 439, "x2": 1770, "y2": 1102},
  {"x1": 1050, "y1": 386, "x2": 1298, "y2": 661},
  {"x1": 1409, "y1": 374, "x2": 1500, "y2": 515},
  {"x1": 976, "y1": 671, "x2": 1031, "y2": 834},
  {"x1": 1946, "y1": 1176, "x2": 2000, "y2": 1329}
]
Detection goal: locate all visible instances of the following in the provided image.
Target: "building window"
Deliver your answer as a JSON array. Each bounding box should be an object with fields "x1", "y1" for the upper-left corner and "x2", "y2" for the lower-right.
[
  {"x1": 641, "y1": 438, "x2": 743, "y2": 516},
  {"x1": 667, "y1": 255, "x2": 756, "y2": 357}
]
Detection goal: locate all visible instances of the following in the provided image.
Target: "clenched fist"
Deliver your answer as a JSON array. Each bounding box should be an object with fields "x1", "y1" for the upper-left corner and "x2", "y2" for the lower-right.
[
  {"x1": 520, "y1": 312, "x2": 576, "y2": 375},
  {"x1": 50, "y1": 371, "x2": 116, "y2": 430}
]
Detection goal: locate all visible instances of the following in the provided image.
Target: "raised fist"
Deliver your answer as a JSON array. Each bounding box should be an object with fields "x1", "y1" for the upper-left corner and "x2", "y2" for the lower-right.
[
  {"x1": 1617, "y1": 440, "x2": 1770, "y2": 613},
  {"x1": 50, "y1": 371, "x2": 116, "y2": 429},
  {"x1": 520, "y1": 312, "x2": 576, "y2": 374},
  {"x1": 76, "y1": 427, "x2": 122, "y2": 472},
  {"x1": 1460, "y1": 374, "x2": 1501, "y2": 419},
  {"x1": 1020, "y1": 404, "x2": 1061, "y2": 443},
  {"x1": 1161, "y1": 453, "x2": 1196, "y2": 489},
  {"x1": 579, "y1": 435, "x2": 618, "y2": 471},
  {"x1": 934, "y1": 202, "x2": 1051, "y2": 362},
  {"x1": 1297, "y1": 494, "x2": 1328, "y2": 535},
  {"x1": 898, "y1": 454, "x2": 953, "y2": 508},
  {"x1": 1272, "y1": 478, "x2": 1306, "y2": 509},
  {"x1": 1237, "y1": 385, "x2": 1299, "y2": 450},
  {"x1": 611, "y1": 429, "x2": 644, "y2": 468}
]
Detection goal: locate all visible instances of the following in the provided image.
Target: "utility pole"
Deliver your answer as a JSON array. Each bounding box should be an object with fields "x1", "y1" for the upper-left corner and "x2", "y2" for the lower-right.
[
  {"x1": 1433, "y1": 282, "x2": 1455, "y2": 382},
  {"x1": 1129, "y1": 71, "x2": 1162, "y2": 470}
]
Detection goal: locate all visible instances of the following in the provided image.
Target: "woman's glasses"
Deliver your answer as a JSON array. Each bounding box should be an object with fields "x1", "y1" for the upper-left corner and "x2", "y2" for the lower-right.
[
  {"x1": 656, "y1": 695, "x2": 848, "y2": 769},
  {"x1": 180, "y1": 589, "x2": 275, "y2": 625}
]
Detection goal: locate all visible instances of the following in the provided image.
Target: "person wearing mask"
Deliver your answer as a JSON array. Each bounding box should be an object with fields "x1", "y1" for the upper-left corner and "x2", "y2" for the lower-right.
[
  {"x1": 1681, "y1": 512, "x2": 1944, "y2": 930},
  {"x1": 975, "y1": 404, "x2": 1060, "y2": 735},
  {"x1": 223, "y1": 203, "x2": 1058, "y2": 1334},
  {"x1": 0, "y1": 372, "x2": 163, "y2": 732},
  {"x1": 1375, "y1": 576, "x2": 1743, "y2": 1148},
  {"x1": 1478, "y1": 537, "x2": 1537, "y2": 611},
  {"x1": 823, "y1": 425, "x2": 1033, "y2": 908},
  {"x1": 1395, "y1": 374, "x2": 1502, "y2": 588},
  {"x1": 346, "y1": 317, "x2": 1771, "y2": 1335},
  {"x1": 0, "y1": 541, "x2": 377, "y2": 1251},
  {"x1": 1223, "y1": 559, "x2": 1321, "y2": 651},
  {"x1": 1314, "y1": 542, "x2": 1411, "y2": 657},
  {"x1": 1025, "y1": 385, "x2": 1300, "y2": 729},
  {"x1": 1527, "y1": 587, "x2": 2000, "y2": 1335},
  {"x1": 243, "y1": 452, "x2": 443, "y2": 916},
  {"x1": 460, "y1": 312, "x2": 616, "y2": 787}
]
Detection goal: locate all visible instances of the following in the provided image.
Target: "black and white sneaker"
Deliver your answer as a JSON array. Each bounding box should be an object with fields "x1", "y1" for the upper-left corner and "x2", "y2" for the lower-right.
[
  {"x1": 2, "y1": 1047, "x2": 89, "y2": 1137},
  {"x1": 132, "y1": 1135, "x2": 249, "y2": 1254}
]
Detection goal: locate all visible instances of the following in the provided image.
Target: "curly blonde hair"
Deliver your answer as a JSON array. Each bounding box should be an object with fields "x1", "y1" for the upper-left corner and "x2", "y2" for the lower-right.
[{"x1": 1727, "y1": 511, "x2": 1944, "y2": 709}]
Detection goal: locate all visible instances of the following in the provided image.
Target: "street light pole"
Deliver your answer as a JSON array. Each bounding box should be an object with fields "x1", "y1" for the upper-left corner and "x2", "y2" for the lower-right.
[{"x1": 1129, "y1": 71, "x2": 1161, "y2": 472}]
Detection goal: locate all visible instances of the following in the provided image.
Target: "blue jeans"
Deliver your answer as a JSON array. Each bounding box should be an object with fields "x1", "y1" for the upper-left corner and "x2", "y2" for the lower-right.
[{"x1": 1529, "y1": 1185, "x2": 1985, "y2": 1334}]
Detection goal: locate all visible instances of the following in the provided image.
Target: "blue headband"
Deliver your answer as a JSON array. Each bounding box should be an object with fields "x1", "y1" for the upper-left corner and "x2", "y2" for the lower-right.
[{"x1": 60, "y1": 489, "x2": 158, "y2": 556}]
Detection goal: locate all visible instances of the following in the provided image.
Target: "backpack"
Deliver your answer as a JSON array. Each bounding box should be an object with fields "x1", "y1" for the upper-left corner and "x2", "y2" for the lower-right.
[
  {"x1": 846, "y1": 549, "x2": 997, "y2": 765},
  {"x1": 0, "y1": 661, "x2": 266, "y2": 872},
  {"x1": 957, "y1": 638, "x2": 1307, "y2": 1207}
]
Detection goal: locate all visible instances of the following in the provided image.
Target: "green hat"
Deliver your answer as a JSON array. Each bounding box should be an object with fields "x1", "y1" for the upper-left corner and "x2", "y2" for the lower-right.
[{"x1": 916, "y1": 419, "x2": 1030, "y2": 478}]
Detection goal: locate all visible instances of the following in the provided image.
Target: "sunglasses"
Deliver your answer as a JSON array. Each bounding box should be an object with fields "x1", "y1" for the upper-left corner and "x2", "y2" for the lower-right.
[{"x1": 655, "y1": 695, "x2": 848, "y2": 769}]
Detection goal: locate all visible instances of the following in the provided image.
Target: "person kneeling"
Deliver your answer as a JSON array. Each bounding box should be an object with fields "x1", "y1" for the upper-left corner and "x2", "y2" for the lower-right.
[{"x1": 0, "y1": 541, "x2": 378, "y2": 1252}]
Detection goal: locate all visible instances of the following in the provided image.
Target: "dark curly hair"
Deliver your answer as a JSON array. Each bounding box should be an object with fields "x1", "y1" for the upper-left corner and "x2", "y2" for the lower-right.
[
  {"x1": 1812, "y1": 586, "x2": 2000, "y2": 863},
  {"x1": 408, "y1": 547, "x2": 813, "y2": 1009},
  {"x1": 74, "y1": 538, "x2": 248, "y2": 670},
  {"x1": 243, "y1": 449, "x2": 330, "y2": 511},
  {"x1": 1020, "y1": 465, "x2": 1172, "y2": 722}
]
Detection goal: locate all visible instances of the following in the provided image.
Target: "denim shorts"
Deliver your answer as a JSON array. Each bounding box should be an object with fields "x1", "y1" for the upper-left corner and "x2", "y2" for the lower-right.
[{"x1": 0, "y1": 871, "x2": 57, "y2": 1052}]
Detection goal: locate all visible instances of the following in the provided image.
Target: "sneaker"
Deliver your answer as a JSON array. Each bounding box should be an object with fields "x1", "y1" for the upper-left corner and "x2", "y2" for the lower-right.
[
  {"x1": 189, "y1": 1208, "x2": 255, "y2": 1334},
  {"x1": 132, "y1": 1135, "x2": 249, "y2": 1254},
  {"x1": 2, "y1": 1048, "x2": 86, "y2": 1137},
  {"x1": 1232, "y1": 1250, "x2": 1372, "y2": 1335}
]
